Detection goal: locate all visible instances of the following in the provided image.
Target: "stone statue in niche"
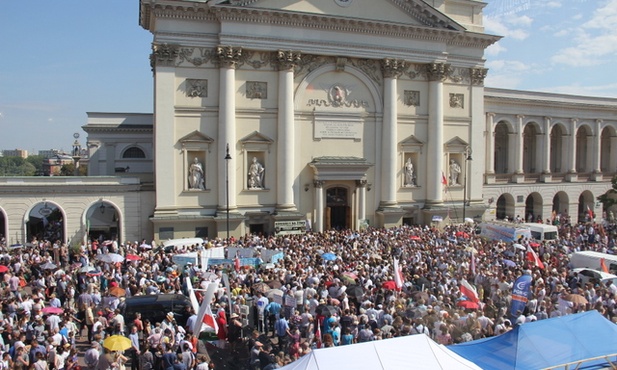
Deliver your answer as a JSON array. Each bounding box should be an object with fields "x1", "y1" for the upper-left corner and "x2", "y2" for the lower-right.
[
  {"x1": 248, "y1": 157, "x2": 265, "y2": 189},
  {"x1": 449, "y1": 159, "x2": 461, "y2": 185},
  {"x1": 188, "y1": 157, "x2": 205, "y2": 190},
  {"x1": 404, "y1": 158, "x2": 416, "y2": 186}
]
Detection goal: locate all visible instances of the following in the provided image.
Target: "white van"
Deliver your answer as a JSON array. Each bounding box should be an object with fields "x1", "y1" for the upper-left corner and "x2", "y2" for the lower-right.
[
  {"x1": 570, "y1": 251, "x2": 617, "y2": 275},
  {"x1": 523, "y1": 223, "x2": 559, "y2": 241}
]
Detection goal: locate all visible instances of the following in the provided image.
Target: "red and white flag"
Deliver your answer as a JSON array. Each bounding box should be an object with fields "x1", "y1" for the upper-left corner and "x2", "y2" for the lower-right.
[
  {"x1": 526, "y1": 245, "x2": 545, "y2": 269},
  {"x1": 234, "y1": 255, "x2": 241, "y2": 272},
  {"x1": 442, "y1": 172, "x2": 448, "y2": 192},
  {"x1": 587, "y1": 205, "x2": 594, "y2": 221},
  {"x1": 315, "y1": 319, "x2": 323, "y2": 349},
  {"x1": 393, "y1": 258, "x2": 404, "y2": 289},
  {"x1": 202, "y1": 303, "x2": 219, "y2": 333},
  {"x1": 470, "y1": 252, "x2": 476, "y2": 275},
  {"x1": 460, "y1": 279, "x2": 479, "y2": 303}
]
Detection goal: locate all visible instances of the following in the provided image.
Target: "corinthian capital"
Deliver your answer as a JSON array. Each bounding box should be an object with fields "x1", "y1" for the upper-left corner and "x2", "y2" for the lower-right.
[
  {"x1": 381, "y1": 58, "x2": 406, "y2": 79},
  {"x1": 216, "y1": 45, "x2": 243, "y2": 68},
  {"x1": 151, "y1": 43, "x2": 180, "y2": 67},
  {"x1": 276, "y1": 50, "x2": 302, "y2": 71},
  {"x1": 425, "y1": 62, "x2": 451, "y2": 81},
  {"x1": 471, "y1": 67, "x2": 488, "y2": 86}
]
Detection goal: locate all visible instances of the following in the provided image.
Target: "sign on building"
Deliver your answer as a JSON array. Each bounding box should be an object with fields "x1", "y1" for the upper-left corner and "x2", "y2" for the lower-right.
[{"x1": 274, "y1": 220, "x2": 306, "y2": 236}]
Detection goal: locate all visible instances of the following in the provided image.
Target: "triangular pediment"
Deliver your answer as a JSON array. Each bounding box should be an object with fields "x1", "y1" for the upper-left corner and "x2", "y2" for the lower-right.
[
  {"x1": 224, "y1": 0, "x2": 464, "y2": 31},
  {"x1": 179, "y1": 131, "x2": 214, "y2": 144},
  {"x1": 400, "y1": 134, "x2": 424, "y2": 152},
  {"x1": 444, "y1": 136, "x2": 469, "y2": 153},
  {"x1": 240, "y1": 131, "x2": 274, "y2": 144}
]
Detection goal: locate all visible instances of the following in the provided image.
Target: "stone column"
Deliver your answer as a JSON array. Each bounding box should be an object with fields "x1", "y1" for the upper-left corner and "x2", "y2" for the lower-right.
[
  {"x1": 217, "y1": 46, "x2": 241, "y2": 211},
  {"x1": 356, "y1": 179, "x2": 367, "y2": 223},
  {"x1": 511, "y1": 114, "x2": 525, "y2": 183},
  {"x1": 425, "y1": 63, "x2": 449, "y2": 204},
  {"x1": 151, "y1": 43, "x2": 179, "y2": 213},
  {"x1": 380, "y1": 58, "x2": 405, "y2": 208},
  {"x1": 486, "y1": 113, "x2": 495, "y2": 175},
  {"x1": 469, "y1": 68, "x2": 487, "y2": 205},
  {"x1": 568, "y1": 118, "x2": 578, "y2": 174},
  {"x1": 314, "y1": 180, "x2": 325, "y2": 232},
  {"x1": 515, "y1": 114, "x2": 524, "y2": 174},
  {"x1": 275, "y1": 50, "x2": 301, "y2": 210},
  {"x1": 542, "y1": 117, "x2": 551, "y2": 173},
  {"x1": 592, "y1": 119, "x2": 603, "y2": 176}
]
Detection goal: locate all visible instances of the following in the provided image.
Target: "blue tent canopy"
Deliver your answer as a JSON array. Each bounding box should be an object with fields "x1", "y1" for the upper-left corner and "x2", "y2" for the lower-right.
[{"x1": 449, "y1": 311, "x2": 617, "y2": 370}]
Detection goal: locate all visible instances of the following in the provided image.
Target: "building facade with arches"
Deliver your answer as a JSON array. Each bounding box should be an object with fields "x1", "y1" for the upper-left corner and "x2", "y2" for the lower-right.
[{"x1": 0, "y1": 0, "x2": 616, "y2": 245}]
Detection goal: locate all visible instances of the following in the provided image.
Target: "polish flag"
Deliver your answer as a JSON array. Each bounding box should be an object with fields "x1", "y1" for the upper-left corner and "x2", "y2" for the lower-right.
[
  {"x1": 442, "y1": 172, "x2": 448, "y2": 192},
  {"x1": 393, "y1": 258, "x2": 404, "y2": 289},
  {"x1": 203, "y1": 304, "x2": 219, "y2": 333},
  {"x1": 526, "y1": 245, "x2": 545, "y2": 269},
  {"x1": 315, "y1": 319, "x2": 323, "y2": 349},
  {"x1": 460, "y1": 279, "x2": 479, "y2": 303},
  {"x1": 601, "y1": 258, "x2": 609, "y2": 273},
  {"x1": 587, "y1": 205, "x2": 594, "y2": 221},
  {"x1": 470, "y1": 252, "x2": 476, "y2": 275}
]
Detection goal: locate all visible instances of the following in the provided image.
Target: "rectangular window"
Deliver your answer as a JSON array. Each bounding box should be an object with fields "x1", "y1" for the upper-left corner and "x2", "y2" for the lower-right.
[
  {"x1": 159, "y1": 227, "x2": 174, "y2": 240},
  {"x1": 195, "y1": 227, "x2": 208, "y2": 238}
]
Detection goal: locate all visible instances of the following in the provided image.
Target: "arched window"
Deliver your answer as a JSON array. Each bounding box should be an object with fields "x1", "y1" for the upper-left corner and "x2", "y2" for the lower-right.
[{"x1": 122, "y1": 147, "x2": 146, "y2": 159}]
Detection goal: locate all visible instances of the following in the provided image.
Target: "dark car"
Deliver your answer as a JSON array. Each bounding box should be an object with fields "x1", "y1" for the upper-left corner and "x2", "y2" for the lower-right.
[{"x1": 120, "y1": 294, "x2": 192, "y2": 329}]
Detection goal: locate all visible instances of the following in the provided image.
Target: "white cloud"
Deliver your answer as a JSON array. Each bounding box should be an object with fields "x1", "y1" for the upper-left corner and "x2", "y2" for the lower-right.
[
  {"x1": 544, "y1": 1, "x2": 563, "y2": 9},
  {"x1": 536, "y1": 82, "x2": 617, "y2": 98},
  {"x1": 484, "y1": 16, "x2": 530, "y2": 40},
  {"x1": 553, "y1": 29, "x2": 569, "y2": 37},
  {"x1": 485, "y1": 42, "x2": 507, "y2": 56},
  {"x1": 485, "y1": 74, "x2": 523, "y2": 90},
  {"x1": 551, "y1": 0, "x2": 617, "y2": 66},
  {"x1": 508, "y1": 15, "x2": 533, "y2": 27}
]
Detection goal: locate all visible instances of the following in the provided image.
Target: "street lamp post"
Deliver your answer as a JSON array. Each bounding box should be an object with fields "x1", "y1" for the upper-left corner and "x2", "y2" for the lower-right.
[
  {"x1": 463, "y1": 146, "x2": 473, "y2": 223},
  {"x1": 224, "y1": 143, "x2": 232, "y2": 241}
]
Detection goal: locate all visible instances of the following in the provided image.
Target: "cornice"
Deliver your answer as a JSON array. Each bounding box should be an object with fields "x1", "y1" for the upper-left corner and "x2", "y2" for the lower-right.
[
  {"x1": 82, "y1": 124, "x2": 153, "y2": 133},
  {"x1": 140, "y1": 1, "x2": 499, "y2": 49}
]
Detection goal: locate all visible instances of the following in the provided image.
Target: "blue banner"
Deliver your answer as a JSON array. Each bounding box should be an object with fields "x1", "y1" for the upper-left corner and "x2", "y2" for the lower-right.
[{"x1": 509, "y1": 273, "x2": 532, "y2": 323}]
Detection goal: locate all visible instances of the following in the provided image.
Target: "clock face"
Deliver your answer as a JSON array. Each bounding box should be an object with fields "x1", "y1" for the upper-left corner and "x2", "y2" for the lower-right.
[
  {"x1": 73, "y1": 133, "x2": 80, "y2": 139},
  {"x1": 334, "y1": 0, "x2": 353, "y2": 7}
]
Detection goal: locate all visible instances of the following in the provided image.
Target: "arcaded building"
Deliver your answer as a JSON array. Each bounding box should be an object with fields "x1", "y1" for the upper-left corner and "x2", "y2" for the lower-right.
[{"x1": 0, "y1": 0, "x2": 615, "y2": 244}]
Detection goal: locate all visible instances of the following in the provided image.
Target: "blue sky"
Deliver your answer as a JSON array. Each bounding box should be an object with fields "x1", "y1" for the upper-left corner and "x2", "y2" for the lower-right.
[{"x1": 1, "y1": 0, "x2": 616, "y2": 153}]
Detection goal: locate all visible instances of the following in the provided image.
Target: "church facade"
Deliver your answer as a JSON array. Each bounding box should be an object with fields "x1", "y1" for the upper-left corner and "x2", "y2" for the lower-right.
[{"x1": 0, "y1": 0, "x2": 615, "y2": 244}]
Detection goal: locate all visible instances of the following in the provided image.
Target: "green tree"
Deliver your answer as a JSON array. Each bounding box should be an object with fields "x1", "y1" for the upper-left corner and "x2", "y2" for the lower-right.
[
  {"x1": 26, "y1": 155, "x2": 45, "y2": 174},
  {"x1": 597, "y1": 175, "x2": 617, "y2": 210},
  {"x1": 0, "y1": 156, "x2": 36, "y2": 176}
]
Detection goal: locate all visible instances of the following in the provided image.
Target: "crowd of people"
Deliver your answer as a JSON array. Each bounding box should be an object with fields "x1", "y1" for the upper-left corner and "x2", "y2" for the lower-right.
[{"x1": 0, "y1": 213, "x2": 616, "y2": 370}]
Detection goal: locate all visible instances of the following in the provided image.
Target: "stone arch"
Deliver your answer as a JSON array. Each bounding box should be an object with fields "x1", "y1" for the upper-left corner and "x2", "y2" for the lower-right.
[
  {"x1": 600, "y1": 125, "x2": 617, "y2": 173},
  {"x1": 523, "y1": 121, "x2": 541, "y2": 173},
  {"x1": 577, "y1": 190, "x2": 595, "y2": 223},
  {"x1": 496, "y1": 193, "x2": 515, "y2": 220},
  {"x1": 576, "y1": 124, "x2": 593, "y2": 173},
  {"x1": 24, "y1": 201, "x2": 67, "y2": 244},
  {"x1": 524, "y1": 192, "x2": 543, "y2": 222},
  {"x1": 295, "y1": 64, "x2": 382, "y2": 113},
  {"x1": 494, "y1": 120, "x2": 514, "y2": 174},
  {"x1": 550, "y1": 123, "x2": 568, "y2": 173},
  {"x1": 552, "y1": 191, "x2": 569, "y2": 218},
  {"x1": 84, "y1": 200, "x2": 123, "y2": 244}
]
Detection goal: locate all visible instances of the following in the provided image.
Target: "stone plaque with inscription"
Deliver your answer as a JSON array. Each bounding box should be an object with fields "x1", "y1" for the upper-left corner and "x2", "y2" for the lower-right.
[{"x1": 314, "y1": 120, "x2": 362, "y2": 140}]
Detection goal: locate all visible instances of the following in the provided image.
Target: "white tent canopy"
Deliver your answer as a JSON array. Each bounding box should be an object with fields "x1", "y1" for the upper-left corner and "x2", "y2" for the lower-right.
[{"x1": 279, "y1": 334, "x2": 482, "y2": 370}]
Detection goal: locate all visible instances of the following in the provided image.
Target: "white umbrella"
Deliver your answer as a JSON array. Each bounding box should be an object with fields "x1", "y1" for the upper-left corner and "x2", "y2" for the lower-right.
[
  {"x1": 79, "y1": 265, "x2": 97, "y2": 273},
  {"x1": 40, "y1": 262, "x2": 57, "y2": 270},
  {"x1": 513, "y1": 243, "x2": 526, "y2": 251},
  {"x1": 95, "y1": 253, "x2": 125, "y2": 264}
]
